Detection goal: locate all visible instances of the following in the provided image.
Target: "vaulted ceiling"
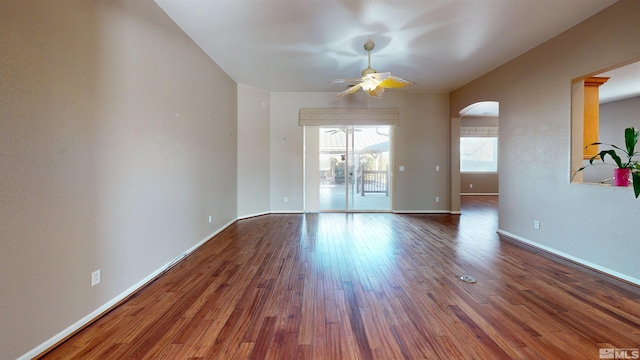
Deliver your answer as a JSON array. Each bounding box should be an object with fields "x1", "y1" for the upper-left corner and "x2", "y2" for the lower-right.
[{"x1": 155, "y1": 0, "x2": 618, "y2": 95}]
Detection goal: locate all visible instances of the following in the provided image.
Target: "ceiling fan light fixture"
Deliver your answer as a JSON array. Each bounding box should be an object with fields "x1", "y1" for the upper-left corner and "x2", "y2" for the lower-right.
[
  {"x1": 361, "y1": 74, "x2": 381, "y2": 91},
  {"x1": 333, "y1": 40, "x2": 415, "y2": 98}
]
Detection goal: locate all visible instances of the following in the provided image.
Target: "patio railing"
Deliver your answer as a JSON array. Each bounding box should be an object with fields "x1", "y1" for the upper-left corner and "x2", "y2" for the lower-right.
[{"x1": 357, "y1": 165, "x2": 389, "y2": 196}]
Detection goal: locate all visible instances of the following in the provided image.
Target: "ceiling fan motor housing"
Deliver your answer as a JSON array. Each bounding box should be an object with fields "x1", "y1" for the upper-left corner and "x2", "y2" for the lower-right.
[
  {"x1": 362, "y1": 67, "x2": 377, "y2": 76},
  {"x1": 362, "y1": 40, "x2": 377, "y2": 76},
  {"x1": 364, "y1": 40, "x2": 375, "y2": 52}
]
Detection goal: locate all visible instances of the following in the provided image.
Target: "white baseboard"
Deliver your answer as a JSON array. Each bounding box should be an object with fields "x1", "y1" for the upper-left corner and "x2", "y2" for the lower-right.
[
  {"x1": 19, "y1": 219, "x2": 237, "y2": 360},
  {"x1": 237, "y1": 211, "x2": 303, "y2": 219},
  {"x1": 237, "y1": 211, "x2": 270, "y2": 220},
  {"x1": 393, "y1": 210, "x2": 451, "y2": 214},
  {"x1": 497, "y1": 229, "x2": 640, "y2": 286},
  {"x1": 461, "y1": 192, "x2": 499, "y2": 196},
  {"x1": 395, "y1": 210, "x2": 461, "y2": 214}
]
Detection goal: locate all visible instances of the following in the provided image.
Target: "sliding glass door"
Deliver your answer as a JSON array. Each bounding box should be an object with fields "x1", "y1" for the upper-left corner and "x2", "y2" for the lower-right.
[{"x1": 318, "y1": 125, "x2": 391, "y2": 211}]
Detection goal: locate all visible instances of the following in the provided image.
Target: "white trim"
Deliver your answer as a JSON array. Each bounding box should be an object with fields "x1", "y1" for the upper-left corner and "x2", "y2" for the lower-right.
[
  {"x1": 269, "y1": 210, "x2": 305, "y2": 214},
  {"x1": 461, "y1": 192, "x2": 499, "y2": 196},
  {"x1": 497, "y1": 229, "x2": 640, "y2": 286},
  {"x1": 19, "y1": 219, "x2": 236, "y2": 360},
  {"x1": 393, "y1": 210, "x2": 451, "y2": 214},
  {"x1": 460, "y1": 173, "x2": 499, "y2": 175},
  {"x1": 237, "y1": 211, "x2": 270, "y2": 220}
]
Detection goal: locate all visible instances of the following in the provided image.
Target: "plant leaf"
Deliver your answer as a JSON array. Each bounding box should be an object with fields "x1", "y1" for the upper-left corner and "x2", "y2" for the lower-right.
[
  {"x1": 571, "y1": 166, "x2": 587, "y2": 181},
  {"x1": 625, "y1": 127, "x2": 638, "y2": 156},
  {"x1": 598, "y1": 149, "x2": 623, "y2": 168},
  {"x1": 632, "y1": 172, "x2": 640, "y2": 198}
]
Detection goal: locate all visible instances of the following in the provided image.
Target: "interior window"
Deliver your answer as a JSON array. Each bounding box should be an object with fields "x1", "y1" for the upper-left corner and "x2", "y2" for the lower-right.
[{"x1": 571, "y1": 59, "x2": 640, "y2": 184}]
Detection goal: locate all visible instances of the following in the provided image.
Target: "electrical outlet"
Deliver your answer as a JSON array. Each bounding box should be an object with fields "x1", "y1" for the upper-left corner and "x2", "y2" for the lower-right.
[
  {"x1": 534, "y1": 220, "x2": 540, "y2": 229},
  {"x1": 435, "y1": 196, "x2": 440, "y2": 202},
  {"x1": 470, "y1": 183, "x2": 473, "y2": 188},
  {"x1": 435, "y1": 165, "x2": 440, "y2": 172},
  {"x1": 91, "y1": 269, "x2": 101, "y2": 287},
  {"x1": 284, "y1": 197, "x2": 288, "y2": 203}
]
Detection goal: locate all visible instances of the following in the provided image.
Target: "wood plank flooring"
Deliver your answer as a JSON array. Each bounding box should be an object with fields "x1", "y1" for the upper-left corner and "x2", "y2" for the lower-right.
[{"x1": 38, "y1": 196, "x2": 640, "y2": 359}]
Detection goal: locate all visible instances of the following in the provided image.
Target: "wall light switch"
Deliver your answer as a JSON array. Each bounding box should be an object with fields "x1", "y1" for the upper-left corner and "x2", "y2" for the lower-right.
[
  {"x1": 436, "y1": 165, "x2": 440, "y2": 172},
  {"x1": 399, "y1": 166, "x2": 405, "y2": 172}
]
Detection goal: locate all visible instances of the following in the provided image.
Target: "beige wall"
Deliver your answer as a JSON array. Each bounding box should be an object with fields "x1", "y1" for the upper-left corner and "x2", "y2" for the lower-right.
[
  {"x1": 0, "y1": 1, "x2": 237, "y2": 358},
  {"x1": 451, "y1": 0, "x2": 640, "y2": 283},
  {"x1": 269, "y1": 92, "x2": 451, "y2": 213},
  {"x1": 461, "y1": 174, "x2": 499, "y2": 194},
  {"x1": 600, "y1": 96, "x2": 640, "y2": 143},
  {"x1": 237, "y1": 85, "x2": 271, "y2": 217},
  {"x1": 461, "y1": 116, "x2": 499, "y2": 127}
]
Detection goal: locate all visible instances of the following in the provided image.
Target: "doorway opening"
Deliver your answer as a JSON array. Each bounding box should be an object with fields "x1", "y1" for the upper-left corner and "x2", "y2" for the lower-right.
[{"x1": 452, "y1": 101, "x2": 500, "y2": 213}]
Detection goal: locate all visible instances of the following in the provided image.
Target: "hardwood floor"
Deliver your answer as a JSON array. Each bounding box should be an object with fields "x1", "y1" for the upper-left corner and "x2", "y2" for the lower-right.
[{"x1": 38, "y1": 196, "x2": 639, "y2": 359}]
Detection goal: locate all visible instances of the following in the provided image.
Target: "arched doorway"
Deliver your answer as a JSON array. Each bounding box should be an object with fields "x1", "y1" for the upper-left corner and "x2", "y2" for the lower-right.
[{"x1": 452, "y1": 101, "x2": 499, "y2": 213}]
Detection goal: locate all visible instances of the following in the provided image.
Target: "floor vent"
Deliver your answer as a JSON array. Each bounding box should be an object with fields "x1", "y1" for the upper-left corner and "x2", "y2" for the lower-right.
[{"x1": 459, "y1": 275, "x2": 476, "y2": 283}]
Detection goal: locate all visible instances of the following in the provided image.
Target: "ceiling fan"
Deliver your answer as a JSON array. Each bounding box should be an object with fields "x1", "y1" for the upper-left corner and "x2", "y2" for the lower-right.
[
  {"x1": 333, "y1": 40, "x2": 415, "y2": 98},
  {"x1": 324, "y1": 128, "x2": 361, "y2": 135}
]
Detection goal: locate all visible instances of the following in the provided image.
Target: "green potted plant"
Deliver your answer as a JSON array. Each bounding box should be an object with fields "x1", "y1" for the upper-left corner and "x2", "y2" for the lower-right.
[{"x1": 574, "y1": 127, "x2": 639, "y2": 198}]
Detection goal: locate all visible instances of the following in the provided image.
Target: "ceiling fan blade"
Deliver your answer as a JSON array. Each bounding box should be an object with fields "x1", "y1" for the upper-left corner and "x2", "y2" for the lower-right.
[
  {"x1": 378, "y1": 75, "x2": 415, "y2": 89},
  {"x1": 368, "y1": 86, "x2": 385, "y2": 98},
  {"x1": 337, "y1": 83, "x2": 363, "y2": 97},
  {"x1": 332, "y1": 78, "x2": 363, "y2": 84},
  {"x1": 371, "y1": 72, "x2": 391, "y2": 81}
]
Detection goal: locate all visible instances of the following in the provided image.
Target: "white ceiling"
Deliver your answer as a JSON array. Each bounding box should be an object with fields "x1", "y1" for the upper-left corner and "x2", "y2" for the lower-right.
[
  {"x1": 154, "y1": 0, "x2": 618, "y2": 95},
  {"x1": 459, "y1": 101, "x2": 499, "y2": 118}
]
